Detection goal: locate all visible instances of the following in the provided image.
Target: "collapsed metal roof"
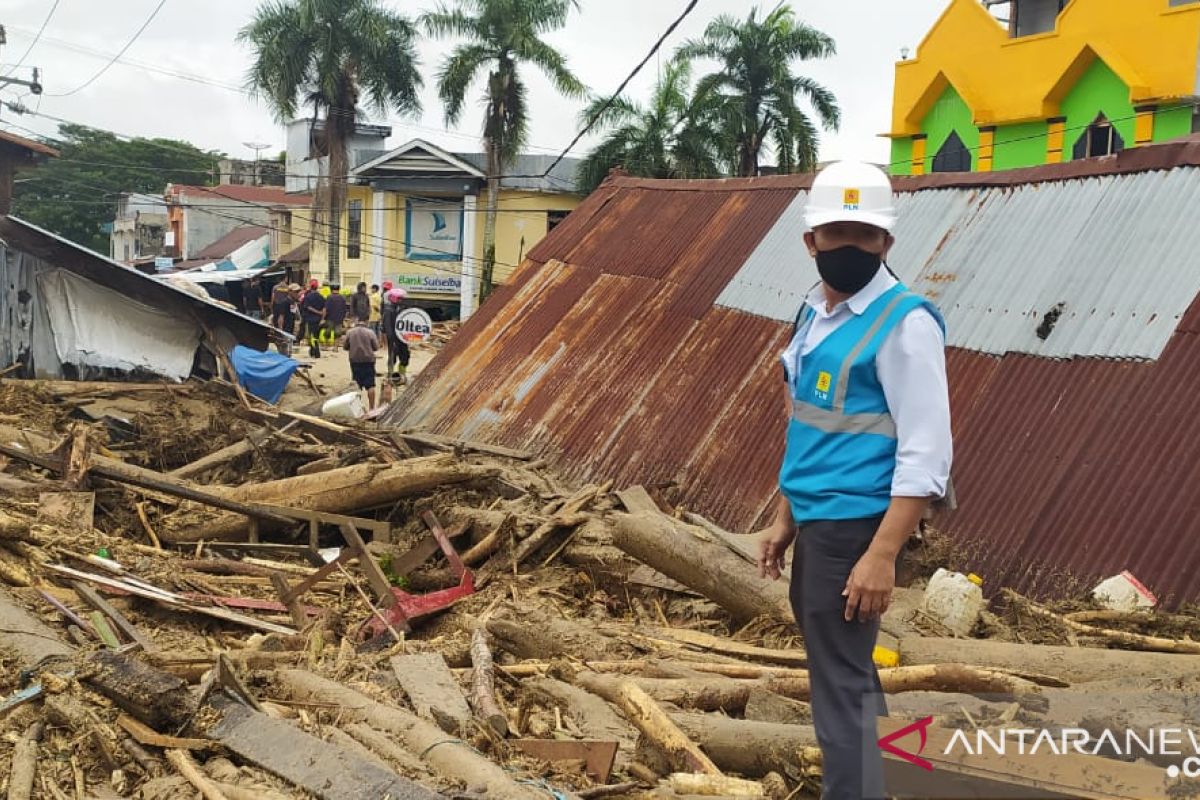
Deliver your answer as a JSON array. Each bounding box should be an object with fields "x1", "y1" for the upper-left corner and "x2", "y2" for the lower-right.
[
  {"x1": 388, "y1": 138, "x2": 1200, "y2": 605},
  {"x1": 0, "y1": 215, "x2": 274, "y2": 350}
]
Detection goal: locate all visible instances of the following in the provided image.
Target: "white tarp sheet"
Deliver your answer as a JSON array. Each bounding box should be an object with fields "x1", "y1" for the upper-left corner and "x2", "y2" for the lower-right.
[{"x1": 38, "y1": 268, "x2": 202, "y2": 380}]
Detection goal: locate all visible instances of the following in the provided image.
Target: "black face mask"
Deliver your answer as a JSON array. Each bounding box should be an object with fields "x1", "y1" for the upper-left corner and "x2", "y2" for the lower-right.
[{"x1": 814, "y1": 246, "x2": 882, "y2": 295}]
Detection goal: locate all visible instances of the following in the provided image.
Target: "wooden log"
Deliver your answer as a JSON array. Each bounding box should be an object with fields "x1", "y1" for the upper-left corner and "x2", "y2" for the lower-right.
[
  {"x1": 611, "y1": 680, "x2": 721, "y2": 776},
  {"x1": 169, "y1": 439, "x2": 255, "y2": 479},
  {"x1": 0, "y1": 509, "x2": 32, "y2": 542},
  {"x1": 166, "y1": 750, "x2": 231, "y2": 800},
  {"x1": 593, "y1": 675, "x2": 753, "y2": 714},
  {"x1": 205, "y1": 697, "x2": 439, "y2": 800},
  {"x1": 642, "y1": 629, "x2": 806, "y2": 667},
  {"x1": 166, "y1": 455, "x2": 494, "y2": 541},
  {"x1": 899, "y1": 636, "x2": 1200, "y2": 684},
  {"x1": 7, "y1": 721, "x2": 43, "y2": 800},
  {"x1": 668, "y1": 773, "x2": 765, "y2": 798},
  {"x1": 612, "y1": 512, "x2": 793, "y2": 626},
  {"x1": 390, "y1": 653, "x2": 473, "y2": 735},
  {"x1": 523, "y1": 677, "x2": 638, "y2": 761},
  {"x1": 469, "y1": 628, "x2": 509, "y2": 737},
  {"x1": 767, "y1": 664, "x2": 1043, "y2": 701},
  {"x1": 460, "y1": 513, "x2": 516, "y2": 566},
  {"x1": 342, "y1": 723, "x2": 432, "y2": 778},
  {"x1": 487, "y1": 609, "x2": 638, "y2": 661},
  {"x1": 276, "y1": 669, "x2": 545, "y2": 800},
  {"x1": 669, "y1": 715, "x2": 818, "y2": 779},
  {"x1": 492, "y1": 660, "x2": 808, "y2": 681},
  {"x1": 84, "y1": 650, "x2": 196, "y2": 731}
]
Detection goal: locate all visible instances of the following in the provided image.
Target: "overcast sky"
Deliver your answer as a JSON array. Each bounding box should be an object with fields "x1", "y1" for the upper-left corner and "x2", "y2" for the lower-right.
[{"x1": 0, "y1": 0, "x2": 949, "y2": 168}]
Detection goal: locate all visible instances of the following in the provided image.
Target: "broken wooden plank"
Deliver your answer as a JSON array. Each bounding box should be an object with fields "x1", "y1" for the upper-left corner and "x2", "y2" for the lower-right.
[
  {"x1": 8, "y1": 721, "x2": 44, "y2": 800},
  {"x1": 390, "y1": 653, "x2": 473, "y2": 735},
  {"x1": 166, "y1": 749, "x2": 230, "y2": 800},
  {"x1": 469, "y1": 628, "x2": 508, "y2": 737},
  {"x1": 512, "y1": 740, "x2": 619, "y2": 783},
  {"x1": 73, "y1": 581, "x2": 155, "y2": 652},
  {"x1": 400, "y1": 432, "x2": 532, "y2": 460},
  {"x1": 206, "y1": 696, "x2": 442, "y2": 800},
  {"x1": 616, "y1": 485, "x2": 661, "y2": 515},
  {"x1": 88, "y1": 611, "x2": 121, "y2": 649},
  {"x1": 47, "y1": 564, "x2": 298, "y2": 636},
  {"x1": 38, "y1": 492, "x2": 94, "y2": 529},
  {"x1": 116, "y1": 715, "x2": 212, "y2": 751}
]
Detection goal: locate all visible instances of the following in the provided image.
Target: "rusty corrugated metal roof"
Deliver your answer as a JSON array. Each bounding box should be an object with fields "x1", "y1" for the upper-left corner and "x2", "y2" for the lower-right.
[{"x1": 391, "y1": 139, "x2": 1200, "y2": 606}]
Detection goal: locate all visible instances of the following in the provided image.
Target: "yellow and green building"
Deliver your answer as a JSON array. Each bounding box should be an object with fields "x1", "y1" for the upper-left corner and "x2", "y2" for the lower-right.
[
  {"x1": 309, "y1": 139, "x2": 582, "y2": 319},
  {"x1": 888, "y1": 0, "x2": 1200, "y2": 174}
]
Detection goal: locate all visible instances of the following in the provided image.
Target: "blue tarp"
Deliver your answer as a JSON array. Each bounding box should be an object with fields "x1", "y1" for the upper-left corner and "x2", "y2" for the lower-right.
[{"x1": 229, "y1": 345, "x2": 298, "y2": 405}]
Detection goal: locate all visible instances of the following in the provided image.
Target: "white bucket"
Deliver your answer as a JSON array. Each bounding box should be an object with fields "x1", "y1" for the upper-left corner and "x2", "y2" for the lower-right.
[
  {"x1": 321, "y1": 391, "x2": 366, "y2": 421},
  {"x1": 921, "y1": 568, "x2": 985, "y2": 637}
]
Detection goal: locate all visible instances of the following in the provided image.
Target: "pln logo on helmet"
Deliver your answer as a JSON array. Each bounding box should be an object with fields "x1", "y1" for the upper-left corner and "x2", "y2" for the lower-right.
[{"x1": 842, "y1": 188, "x2": 861, "y2": 211}]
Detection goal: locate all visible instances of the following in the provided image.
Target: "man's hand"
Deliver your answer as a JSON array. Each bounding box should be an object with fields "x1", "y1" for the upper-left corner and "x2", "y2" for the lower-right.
[
  {"x1": 843, "y1": 549, "x2": 895, "y2": 622},
  {"x1": 757, "y1": 523, "x2": 797, "y2": 581}
]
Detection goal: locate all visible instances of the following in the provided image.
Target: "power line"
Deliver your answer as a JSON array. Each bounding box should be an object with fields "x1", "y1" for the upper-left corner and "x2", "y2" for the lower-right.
[
  {"x1": 529, "y1": 0, "x2": 700, "y2": 180},
  {"x1": 0, "y1": 0, "x2": 61, "y2": 77},
  {"x1": 47, "y1": 0, "x2": 169, "y2": 97},
  {"x1": 3, "y1": 23, "x2": 575, "y2": 156}
]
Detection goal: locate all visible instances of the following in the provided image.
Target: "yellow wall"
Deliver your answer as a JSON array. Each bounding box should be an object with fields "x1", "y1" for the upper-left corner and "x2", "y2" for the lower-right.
[
  {"x1": 270, "y1": 206, "x2": 314, "y2": 262},
  {"x1": 890, "y1": 0, "x2": 1200, "y2": 135},
  {"x1": 309, "y1": 185, "x2": 581, "y2": 299}
]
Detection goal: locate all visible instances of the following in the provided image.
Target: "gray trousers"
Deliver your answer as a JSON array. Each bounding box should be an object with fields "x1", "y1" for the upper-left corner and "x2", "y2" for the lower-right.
[{"x1": 789, "y1": 516, "x2": 891, "y2": 800}]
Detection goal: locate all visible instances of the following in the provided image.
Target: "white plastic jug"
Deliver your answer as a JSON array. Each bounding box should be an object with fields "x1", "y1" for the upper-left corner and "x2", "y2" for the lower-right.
[
  {"x1": 1092, "y1": 571, "x2": 1157, "y2": 612},
  {"x1": 922, "y1": 568, "x2": 984, "y2": 637},
  {"x1": 321, "y1": 391, "x2": 366, "y2": 421}
]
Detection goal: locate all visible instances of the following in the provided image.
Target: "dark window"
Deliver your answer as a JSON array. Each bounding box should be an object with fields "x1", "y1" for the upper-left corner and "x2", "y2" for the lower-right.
[
  {"x1": 547, "y1": 210, "x2": 569, "y2": 231},
  {"x1": 1192, "y1": 106, "x2": 1200, "y2": 134},
  {"x1": 932, "y1": 131, "x2": 972, "y2": 173},
  {"x1": 1170, "y1": 0, "x2": 1200, "y2": 6},
  {"x1": 1012, "y1": 0, "x2": 1066, "y2": 37},
  {"x1": 1072, "y1": 115, "x2": 1124, "y2": 160},
  {"x1": 347, "y1": 200, "x2": 362, "y2": 260}
]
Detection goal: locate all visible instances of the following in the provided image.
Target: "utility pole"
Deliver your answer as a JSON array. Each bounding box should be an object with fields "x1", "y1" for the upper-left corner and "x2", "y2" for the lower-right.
[
  {"x1": 243, "y1": 141, "x2": 271, "y2": 186},
  {"x1": 0, "y1": 27, "x2": 45, "y2": 96}
]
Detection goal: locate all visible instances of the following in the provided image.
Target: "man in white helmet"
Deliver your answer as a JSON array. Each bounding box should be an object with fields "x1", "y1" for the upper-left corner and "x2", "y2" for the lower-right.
[{"x1": 757, "y1": 161, "x2": 952, "y2": 800}]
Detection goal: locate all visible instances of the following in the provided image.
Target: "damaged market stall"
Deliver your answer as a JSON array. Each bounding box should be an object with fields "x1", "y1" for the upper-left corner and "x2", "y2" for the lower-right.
[{"x1": 0, "y1": 216, "x2": 279, "y2": 381}]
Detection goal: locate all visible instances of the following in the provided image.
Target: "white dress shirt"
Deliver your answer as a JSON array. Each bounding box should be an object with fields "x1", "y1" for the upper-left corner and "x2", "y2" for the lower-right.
[{"x1": 780, "y1": 268, "x2": 953, "y2": 499}]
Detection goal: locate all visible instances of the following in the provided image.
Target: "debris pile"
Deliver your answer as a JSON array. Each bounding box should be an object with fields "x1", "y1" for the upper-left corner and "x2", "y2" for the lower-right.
[{"x1": 0, "y1": 377, "x2": 1198, "y2": 799}]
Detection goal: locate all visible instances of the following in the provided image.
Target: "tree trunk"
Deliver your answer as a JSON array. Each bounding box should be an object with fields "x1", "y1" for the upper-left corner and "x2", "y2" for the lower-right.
[
  {"x1": 162, "y1": 456, "x2": 493, "y2": 542},
  {"x1": 669, "y1": 714, "x2": 818, "y2": 779},
  {"x1": 326, "y1": 115, "x2": 347, "y2": 285},
  {"x1": 486, "y1": 607, "x2": 639, "y2": 661},
  {"x1": 899, "y1": 636, "x2": 1200, "y2": 684},
  {"x1": 479, "y1": 140, "x2": 501, "y2": 302},
  {"x1": 469, "y1": 628, "x2": 508, "y2": 737},
  {"x1": 276, "y1": 670, "x2": 544, "y2": 800},
  {"x1": 613, "y1": 681, "x2": 722, "y2": 776}
]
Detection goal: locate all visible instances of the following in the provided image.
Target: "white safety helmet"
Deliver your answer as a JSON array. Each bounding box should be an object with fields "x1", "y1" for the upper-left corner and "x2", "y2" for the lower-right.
[{"x1": 803, "y1": 160, "x2": 897, "y2": 233}]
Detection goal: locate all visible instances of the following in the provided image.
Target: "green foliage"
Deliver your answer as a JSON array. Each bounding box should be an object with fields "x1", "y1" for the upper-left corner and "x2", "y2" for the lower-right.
[
  {"x1": 423, "y1": 0, "x2": 585, "y2": 169},
  {"x1": 679, "y1": 4, "x2": 839, "y2": 177},
  {"x1": 239, "y1": 0, "x2": 423, "y2": 281},
  {"x1": 12, "y1": 123, "x2": 220, "y2": 253},
  {"x1": 577, "y1": 58, "x2": 725, "y2": 193},
  {"x1": 377, "y1": 553, "x2": 412, "y2": 589}
]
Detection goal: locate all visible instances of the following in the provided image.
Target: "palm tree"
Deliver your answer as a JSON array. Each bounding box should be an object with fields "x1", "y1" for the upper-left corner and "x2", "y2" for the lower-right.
[
  {"x1": 422, "y1": 0, "x2": 585, "y2": 300},
  {"x1": 576, "y1": 59, "x2": 726, "y2": 193},
  {"x1": 679, "y1": 4, "x2": 839, "y2": 177},
  {"x1": 239, "y1": 0, "x2": 422, "y2": 284}
]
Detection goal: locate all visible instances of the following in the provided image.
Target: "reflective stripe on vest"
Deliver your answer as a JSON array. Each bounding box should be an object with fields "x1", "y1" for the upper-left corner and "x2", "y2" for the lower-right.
[{"x1": 789, "y1": 289, "x2": 912, "y2": 439}]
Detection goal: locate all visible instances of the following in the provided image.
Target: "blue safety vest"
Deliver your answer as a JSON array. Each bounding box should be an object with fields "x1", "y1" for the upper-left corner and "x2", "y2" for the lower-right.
[{"x1": 780, "y1": 283, "x2": 946, "y2": 523}]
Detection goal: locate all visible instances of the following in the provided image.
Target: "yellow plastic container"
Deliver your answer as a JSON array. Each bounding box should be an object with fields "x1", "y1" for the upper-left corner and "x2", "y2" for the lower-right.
[{"x1": 873, "y1": 645, "x2": 900, "y2": 668}]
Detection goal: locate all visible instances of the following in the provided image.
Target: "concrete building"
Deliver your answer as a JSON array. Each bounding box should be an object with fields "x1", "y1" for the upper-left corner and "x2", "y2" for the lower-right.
[
  {"x1": 215, "y1": 157, "x2": 285, "y2": 187},
  {"x1": 308, "y1": 139, "x2": 581, "y2": 318},
  {"x1": 163, "y1": 183, "x2": 311, "y2": 261},
  {"x1": 284, "y1": 118, "x2": 392, "y2": 194},
  {"x1": 110, "y1": 192, "x2": 169, "y2": 265},
  {"x1": 889, "y1": 0, "x2": 1200, "y2": 174}
]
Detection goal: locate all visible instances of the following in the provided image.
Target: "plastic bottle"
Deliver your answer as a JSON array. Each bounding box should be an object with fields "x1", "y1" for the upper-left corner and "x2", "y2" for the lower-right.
[{"x1": 921, "y1": 568, "x2": 985, "y2": 636}]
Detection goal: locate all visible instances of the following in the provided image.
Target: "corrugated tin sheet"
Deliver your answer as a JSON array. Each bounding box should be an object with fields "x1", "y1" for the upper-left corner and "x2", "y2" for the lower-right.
[
  {"x1": 716, "y1": 168, "x2": 1200, "y2": 360},
  {"x1": 392, "y1": 151, "x2": 1200, "y2": 605}
]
